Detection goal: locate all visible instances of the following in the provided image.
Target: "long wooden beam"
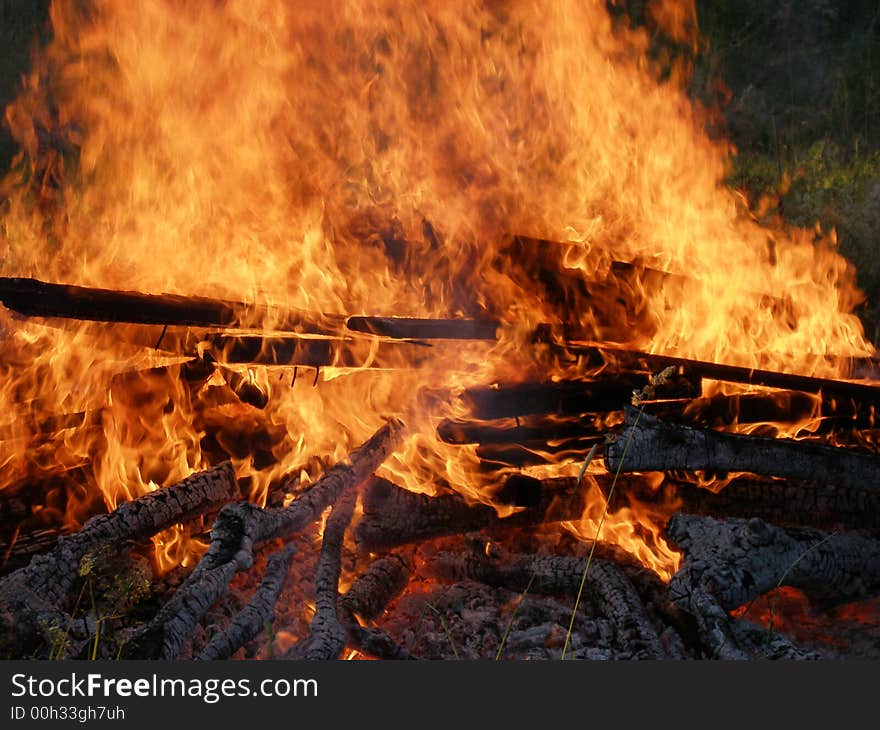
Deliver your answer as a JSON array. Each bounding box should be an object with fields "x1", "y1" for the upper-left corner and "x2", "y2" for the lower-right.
[
  {"x1": 555, "y1": 339, "x2": 880, "y2": 404},
  {"x1": 0, "y1": 277, "x2": 497, "y2": 341},
  {"x1": 606, "y1": 408, "x2": 880, "y2": 492}
]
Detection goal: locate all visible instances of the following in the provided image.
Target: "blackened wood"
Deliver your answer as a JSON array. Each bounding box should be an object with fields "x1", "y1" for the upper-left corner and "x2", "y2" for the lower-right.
[
  {"x1": 338, "y1": 554, "x2": 414, "y2": 660},
  {"x1": 461, "y1": 377, "x2": 645, "y2": 419},
  {"x1": 0, "y1": 463, "x2": 239, "y2": 654},
  {"x1": 429, "y1": 545, "x2": 668, "y2": 659},
  {"x1": 125, "y1": 419, "x2": 404, "y2": 659},
  {"x1": 346, "y1": 316, "x2": 498, "y2": 341},
  {"x1": 663, "y1": 476, "x2": 880, "y2": 531},
  {"x1": 667, "y1": 513, "x2": 880, "y2": 611},
  {"x1": 283, "y1": 489, "x2": 358, "y2": 660},
  {"x1": 0, "y1": 277, "x2": 343, "y2": 333},
  {"x1": 195, "y1": 544, "x2": 296, "y2": 661},
  {"x1": 353, "y1": 476, "x2": 585, "y2": 551},
  {"x1": 0, "y1": 276, "x2": 497, "y2": 342},
  {"x1": 558, "y1": 341, "x2": 880, "y2": 404},
  {"x1": 339, "y1": 554, "x2": 410, "y2": 622},
  {"x1": 606, "y1": 408, "x2": 880, "y2": 492}
]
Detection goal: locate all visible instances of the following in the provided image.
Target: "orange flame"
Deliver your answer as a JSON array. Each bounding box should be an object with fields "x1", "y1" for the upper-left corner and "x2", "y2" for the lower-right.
[{"x1": 0, "y1": 0, "x2": 873, "y2": 576}]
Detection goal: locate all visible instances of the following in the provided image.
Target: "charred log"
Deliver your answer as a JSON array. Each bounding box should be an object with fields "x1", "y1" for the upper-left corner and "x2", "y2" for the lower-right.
[
  {"x1": 681, "y1": 587, "x2": 821, "y2": 659},
  {"x1": 195, "y1": 544, "x2": 296, "y2": 661},
  {"x1": 0, "y1": 277, "x2": 497, "y2": 342},
  {"x1": 461, "y1": 378, "x2": 645, "y2": 419},
  {"x1": 340, "y1": 554, "x2": 410, "y2": 622},
  {"x1": 438, "y1": 415, "x2": 605, "y2": 445},
  {"x1": 0, "y1": 463, "x2": 239, "y2": 655},
  {"x1": 124, "y1": 419, "x2": 404, "y2": 659},
  {"x1": 346, "y1": 316, "x2": 498, "y2": 340},
  {"x1": 353, "y1": 476, "x2": 585, "y2": 551},
  {"x1": 283, "y1": 489, "x2": 358, "y2": 660},
  {"x1": 667, "y1": 513, "x2": 880, "y2": 611},
  {"x1": 557, "y1": 341, "x2": 880, "y2": 404},
  {"x1": 338, "y1": 554, "x2": 413, "y2": 660},
  {"x1": 0, "y1": 276, "x2": 344, "y2": 333},
  {"x1": 606, "y1": 408, "x2": 880, "y2": 492}
]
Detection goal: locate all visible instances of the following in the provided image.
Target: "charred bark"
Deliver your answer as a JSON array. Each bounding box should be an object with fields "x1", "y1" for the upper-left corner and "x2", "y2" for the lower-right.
[
  {"x1": 0, "y1": 277, "x2": 497, "y2": 342},
  {"x1": 681, "y1": 587, "x2": 820, "y2": 659},
  {"x1": 0, "y1": 464, "x2": 239, "y2": 655},
  {"x1": 667, "y1": 513, "x2": 880, "y2": 611},
  {"x1": 340, "y1": 554, "x2": 410, "y2": 622},
  {"x1": 283, "y1": 489, "x2": 358, "y2": 660},
  {"x1": 338, "y1": 554, "x2": 413, "y2": 660},
  {"x1": 557, "y1": 342, "x2": 880, "y2": 404},
  {"x1": 353, "y1": 476, "x2": 585, "y2": 551},
  {"x1": 461, "y1": 378, "x2": 645, "y2": 419},
  {"x1": 125, "y1": 419, "x2": 404, "y2": 659},
  {"x1": 0, "y1": 276, "x2": 344, "y2": 333},
  {"x1": 606, "y1": 408, "x2": 880, "y2": 491}
]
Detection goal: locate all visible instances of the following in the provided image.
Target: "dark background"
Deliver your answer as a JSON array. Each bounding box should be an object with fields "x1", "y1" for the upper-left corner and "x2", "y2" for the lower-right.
[{"x1": 1, "y1": 0, "x2": 879, "y2": 336}]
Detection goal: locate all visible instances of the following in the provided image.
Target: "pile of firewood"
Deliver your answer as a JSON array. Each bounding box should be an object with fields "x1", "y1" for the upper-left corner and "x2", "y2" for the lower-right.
[{"x1": 2, "y1": 270, "x2": 880, "y2": 660}]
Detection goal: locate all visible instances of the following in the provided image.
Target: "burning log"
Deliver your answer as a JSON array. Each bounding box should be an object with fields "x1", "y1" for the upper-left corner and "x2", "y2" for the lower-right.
[
  {"x1": 461, "y1": 377, "x2": 647, "y2": 420},
  {"x1": 124, "y1": 418, "x2": 404, "y2": 659},
  {"x1": 557, "y1": 339, "x2": 880, "y2": 404},
  {"x1": 0, "y1": 463, "x2": 239, "y2": 654},
  {"x1": 667, "y1": 513, "x2": 880, "y2": 611},
  {"x1": 606, "y1": 408, "x2": 880, "y2": 492},
  {"x1": 282, "y1": 488, "x2": 358, "y2": 660},
  {"x1": 356, "y1": 467, "x2": 880, "y2": 559},
  {"x1": 340, "y1": 554, "x2": 410, "y2": 622},
  {"x1": 346, "y1": 316, "x2": 498, "y2": 341},
  {"x1": 428, "y1": 543, "x2": 673, "y2": 659},
  {"x1": 339, "y1": 554, "x2": 413, "y2": 660},
  {"x1": 0, "y1": 276, "x2": 497, "y2": 342},
  {"x1": 0, "y1": 276, "x2": 343, "y2": 333},
  {"x1": 353, "y1": 476, "x2": 586, "y2": 551},
  {"x1": 194, "y1": 544, "x2": 296, "y2": 661}
]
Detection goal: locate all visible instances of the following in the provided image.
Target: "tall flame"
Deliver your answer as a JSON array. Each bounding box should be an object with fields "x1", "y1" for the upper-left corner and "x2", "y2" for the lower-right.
[{"x1": 0, "y1": 0, "x2": 872, "y2": 575}]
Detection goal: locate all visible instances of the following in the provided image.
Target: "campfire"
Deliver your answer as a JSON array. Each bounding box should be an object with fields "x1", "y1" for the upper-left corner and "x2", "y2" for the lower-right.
[{"x1": 2, "y1": 0, "x2": 880, "y2": 660}]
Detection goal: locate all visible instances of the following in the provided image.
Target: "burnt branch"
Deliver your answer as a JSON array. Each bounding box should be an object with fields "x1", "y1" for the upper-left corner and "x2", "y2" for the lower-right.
[
  {"x1": 283, "y1": 489, "x2": 358, "y2": 660},
  {"x1": 606, "y1": 408, "x2": 880, "y2": 491},
  {"x1": 557, "y1": 342, "x2": 880, "y2": 404},
  {"x1": 0, "y1": 277, "x2": 496, "y2": 342},
  {"x1": 337, "y1": 554, "x2": 413, "y2": 660},
  {"x1": 0, "y1": 463, "x2": 239, "y2": 655},
  {"x1": 195, "y1": 544, "x2": 296, "y2": 661},
  {"x1": 354, "y1": 476, "x2": 585, "y2": 551},
  {"x1": 125, "y1": 419, "x2": 404, "y2": 659},
  {"x1": 667, "y1": 513, "x2": 880, "y2": 611}
]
